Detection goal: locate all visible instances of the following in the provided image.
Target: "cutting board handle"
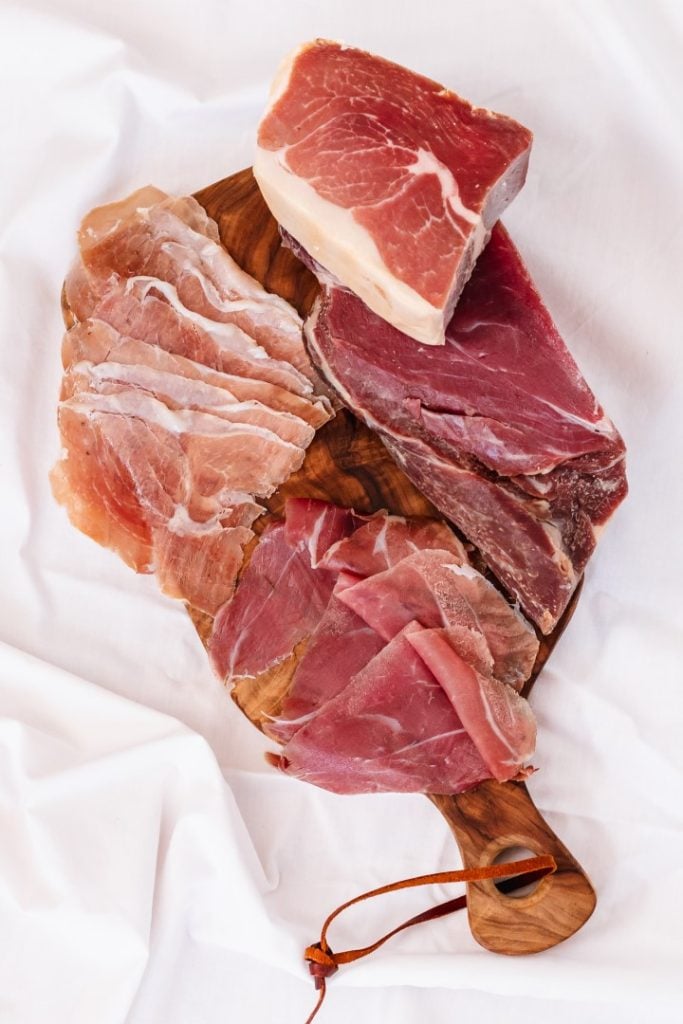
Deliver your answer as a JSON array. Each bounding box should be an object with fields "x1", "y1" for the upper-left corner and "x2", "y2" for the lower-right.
[{"x1": 430, "y1": 779, "x2": 596, "y2": 955}]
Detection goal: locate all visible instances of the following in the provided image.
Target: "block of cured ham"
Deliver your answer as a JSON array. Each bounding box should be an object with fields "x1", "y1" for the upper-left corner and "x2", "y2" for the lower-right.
[
  {"x1": 255, "y1": 39, "x2": 532, "y2": 345},
  {"x1": 306, "y1": 224, "x2": 627, "y2": 633}
]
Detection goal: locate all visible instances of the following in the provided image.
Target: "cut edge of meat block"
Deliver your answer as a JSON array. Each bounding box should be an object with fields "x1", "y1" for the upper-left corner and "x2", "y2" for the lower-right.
[{"x1": 254, "y1": 145, "x2": 452, "y2": 347}]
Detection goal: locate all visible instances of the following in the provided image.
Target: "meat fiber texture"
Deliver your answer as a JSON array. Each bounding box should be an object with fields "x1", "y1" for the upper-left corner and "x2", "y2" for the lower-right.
[
  {"x1": 305, "y1": 224, "x2": 627, "y2": 634},
  {"x1": 210, "y1": 498, "x2": 539, "y2": 794},
  {"x1": 51, "y1": 189, "x2": 333, "y2": 615},
  {"x1": 255, "y1": 40, "x2": 532, "y2": 346}
]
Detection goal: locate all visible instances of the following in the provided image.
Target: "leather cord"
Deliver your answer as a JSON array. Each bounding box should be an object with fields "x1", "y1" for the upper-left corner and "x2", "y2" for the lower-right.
[{"x1": 303, "y1": 854, "x2": 556, "y2": 1023}]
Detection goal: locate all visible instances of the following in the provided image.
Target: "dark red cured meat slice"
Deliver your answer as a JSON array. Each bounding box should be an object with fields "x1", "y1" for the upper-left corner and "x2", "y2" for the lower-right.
[
  {"x1": 305, "y1": 223, "x2": 627, "y2": 633},
  {"x1": 336, "y1": 549, "x2": 538, "y2": 689},
  {"x1": 407, "y1": 626, "x2": 536, "y2": 782},
  {"x1": 209, "y1": 519, "x2": 347, "y2": 681},
  {"x1": 256, "y1": 41, "x2": 532, "y2": 345},
  {"x1": 283, "y1": 497, "x2": 360, "y2": 566},
  {"x1": 271, "y1": 624, "x2": 491, "y2": 795},
  {"x1": 317, "y1": 513, "x2": 467, "y2": 576},
  {"x1": 266, "y1": 594, "x2": 385, "y2": 746}
]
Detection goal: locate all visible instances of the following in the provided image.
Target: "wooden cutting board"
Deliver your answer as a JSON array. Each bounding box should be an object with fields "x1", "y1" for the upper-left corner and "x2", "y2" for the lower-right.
[{"x1": 63, "y1": 168, "x2": 596, "y2": 955}]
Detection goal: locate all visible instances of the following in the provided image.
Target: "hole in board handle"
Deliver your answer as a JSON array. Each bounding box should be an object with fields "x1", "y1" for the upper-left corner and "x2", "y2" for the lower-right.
[{"x1": 492, "y1": 846, "x2": 543, "y2": 899}]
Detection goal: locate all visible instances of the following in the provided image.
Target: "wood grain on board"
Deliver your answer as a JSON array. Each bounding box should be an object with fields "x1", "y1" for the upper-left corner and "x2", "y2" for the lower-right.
[{"x1": 63, "y1": 167, "x2": 596, "y2": 954}]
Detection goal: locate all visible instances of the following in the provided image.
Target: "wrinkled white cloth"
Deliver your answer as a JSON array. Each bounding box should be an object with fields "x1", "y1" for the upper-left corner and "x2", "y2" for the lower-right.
[{"x1": 1, "y1": 1, "x2": 682, "y2": 1021}]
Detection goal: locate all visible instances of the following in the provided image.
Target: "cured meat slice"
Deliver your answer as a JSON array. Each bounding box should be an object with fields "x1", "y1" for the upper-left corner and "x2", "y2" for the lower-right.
[
  {"x1": 306, "y1": 224, "x2": 627, "y2": 633},
  {"x1": 266, "y1": 594, "x2": 385, "y2": 745},
  {"x1": 337, "y1": 549, "x2": 538, "y2": 690},
  {"x1": 209, "y1": 521, "x2": 343, "y2": 681},
  {"x1": 75, "y1": 187, "x2": 316, "y2": 380},
  {"x1": 64, "y1": 358, "x2": 314, "y2": 448},
  {"x1": 57, "y1": 389, "x2": 305, "y2": 503},
  {"x1": 270, "y1": 625, "x2": 491, "y2": 795},
  {"x1": 255, "y1": 40, "x2": 532, "y2": 346},
  {"x1": 67, "y1": 276, "x2": 319, "y2": 401},
  {"x1": 283, "y1": 497, "x2": 359, "y2": 565},
  {"x1": 50, "y1": 396, "x2": 261, "y2": 613},
  {"x1": 62, "y1": 318, "x2": 331, "y2": 428},
  {"x1": 318, "y1": 513, "x2": 467, "y2": 575},
  {"x1": 407, "y1": 627, "x2": 536, "y2": 782}
]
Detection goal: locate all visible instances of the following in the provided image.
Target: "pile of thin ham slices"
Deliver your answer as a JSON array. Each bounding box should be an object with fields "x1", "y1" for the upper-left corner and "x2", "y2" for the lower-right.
[
  {"x1": 52, "y1": 186, "x2": 332, "y2": 614},
  {"x1": 210, "y1": 499, "x2": 539, "y2": 793}
]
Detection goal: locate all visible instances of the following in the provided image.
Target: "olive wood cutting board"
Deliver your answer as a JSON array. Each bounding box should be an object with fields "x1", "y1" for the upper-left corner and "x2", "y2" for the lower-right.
[{"x1": 63, "y1": 167, "x2": 596, "y2": 955}]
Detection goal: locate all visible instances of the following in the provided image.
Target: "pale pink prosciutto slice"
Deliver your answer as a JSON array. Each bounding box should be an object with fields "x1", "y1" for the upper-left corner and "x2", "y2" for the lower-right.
[
  {"x1": 209, "y1": 521, "x2": 344, "y2": 681},
  {"x1": 305, "y1": 223, "x2": 627, "y2": 632},
  {"x1": 56, "y1": 388, "x2": 305, "y2": 503},
  {"x1": 318, "y1": 513, "x2": 467, "y2": 575},
  {"x1": 283, "y1": 497, "x2": 360, "y2": 566},
  {"x1": 64, "y1": 358, "x2": 314, "y2": 448},
  {"x1": 50, "y1": 393, "x2": 261, "y2": 613},
  {"x1": 66, "y1": 275, "x2": 319, "y2": 401},
  {"x1": 270, "y1": 624, "x2": 491, "y2": 795},
  {"x1": 75, "y1": 187, "x2": 316, "y2": 380},
  {"x1": 407, "y1": 627, "x2": 536, "y2": 782},
  {"x1": 266, "y1": 593, "x2": 385, "y2": 745},
  {"x1": 255, "y1": 40, "x2": 532, "y2": 346},
  {"x1": 338, "y1": 549, "x2": 538, "y2": 690},
  {"x1": 61, "y1": 318, "x2": 331, "y2": 428}
]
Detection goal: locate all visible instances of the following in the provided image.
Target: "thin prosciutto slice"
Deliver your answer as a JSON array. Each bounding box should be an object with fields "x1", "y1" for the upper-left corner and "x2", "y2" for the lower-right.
[
  {"x1": 337, "y1": 549, "x2": 538, "y2": 690},
  {"x1": 64, "y1": 358, "x2": 314, "y2": 448},
  {"x1": 283, "y1": 497, "x2": 360, "y2": 565},
  {"x1": 266, "y1": 593, "x2": 385, "y2": 745},
  {"x1": 62, "y1": 318, "x2": 330, "y2": 428},
  {"x1": 271, "y1": 625, "x2": 491, "y2": 795},
  {"x1": 209, "y1": 521, "x2": 341, "y2": 681},
  {"x1": 407, "y1": 627, "x2": 536, "y2": 782},
  {"x1": 317, "y1": 513, "x2": 467, "y2": 575},
  {"x1": 74, "y1": 187, "x2": 316, "y2": 380},
  {"x1": 68, "y1": 276, "x2": 319, "y2": 400}
]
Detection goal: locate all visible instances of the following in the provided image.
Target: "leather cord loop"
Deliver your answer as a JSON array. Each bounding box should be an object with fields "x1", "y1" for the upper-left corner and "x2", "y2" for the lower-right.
[{"x1": 303, "y1": 854, "x2": 556, "y2": 1023}]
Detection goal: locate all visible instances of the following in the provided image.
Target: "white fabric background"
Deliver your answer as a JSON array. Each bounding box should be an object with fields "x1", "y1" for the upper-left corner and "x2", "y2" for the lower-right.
[{"x1": 1, "y1": 1, "x2": 682, "y2": 1021}]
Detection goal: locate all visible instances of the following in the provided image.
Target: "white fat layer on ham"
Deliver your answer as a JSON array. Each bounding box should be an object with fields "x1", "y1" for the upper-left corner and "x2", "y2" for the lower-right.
[{"x1": 254, "y1": 145, "x2": 451, "y2": 347}]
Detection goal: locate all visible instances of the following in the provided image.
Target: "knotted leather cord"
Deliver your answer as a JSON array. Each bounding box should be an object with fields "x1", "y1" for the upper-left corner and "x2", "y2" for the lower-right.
[{"x1": 303, "y1": 854, "x2": 556, "y2": 1023}]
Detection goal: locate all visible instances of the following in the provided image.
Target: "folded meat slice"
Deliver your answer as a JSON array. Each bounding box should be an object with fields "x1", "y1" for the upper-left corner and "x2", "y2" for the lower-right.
[
  {"x1": 305, "y1": 223, "x2": 627, "y2": 632},
  {"x1": 255, "y1": 40, "x2": 532, "y2": 346},
  {"x1": 407, "y1": 627, "x2": 536, "y2": 782},
  {"x1": 64, "y1": 359, "x2": 314, "y2": 448},
  {"x1": 337, "y1": 549, "x2": 538, "y2": 690},
  {"x1": 318, "y1": 513, "x2": 467, "y2": 575},
  {"x1": 67, "y1": 276, "x2": 320, "y2": 401},
  {"x1": 283, "y1": 497, "x2": 360, "y2": 566},
  {"x1": 266, "y1": 593, "x2": 385, "y2": 745},
  {"x1": 270, "y1": 625, "x2": 491, "y2": 795},
  {"x1": 62, "y1": 318, "x2": 331, "y2": 428},
  {"x1": 75, "y1": 187, "x2": 316, "y2": 380},
  {"x1": 209, "y1": 521, "x2": 342, "y2": 681}
]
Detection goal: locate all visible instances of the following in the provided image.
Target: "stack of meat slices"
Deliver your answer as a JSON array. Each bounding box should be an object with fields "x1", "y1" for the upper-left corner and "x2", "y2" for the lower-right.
[
  {"x1": 51, "y1": 188, "x2": 332, "y2": 614},
  {"x1": 210, "y1": 499, "x2": 540, "y2": 795},
  {"x1": 255, "y1": 40, "x2": 628, "y2": 636}
]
